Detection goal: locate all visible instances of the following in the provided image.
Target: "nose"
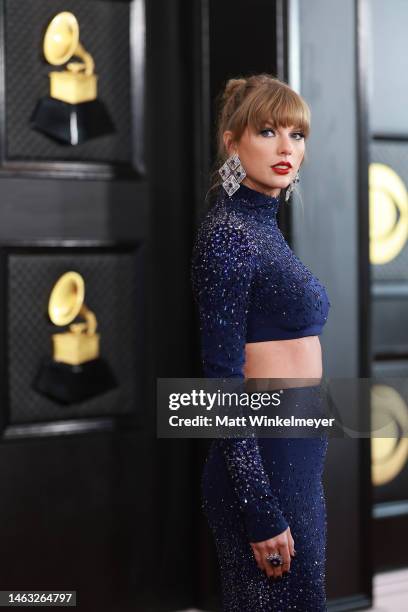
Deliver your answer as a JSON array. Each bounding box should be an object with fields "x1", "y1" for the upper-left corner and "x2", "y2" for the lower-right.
[{"x1": 277, "y1": 133, "x2": 294, "y2": 155}]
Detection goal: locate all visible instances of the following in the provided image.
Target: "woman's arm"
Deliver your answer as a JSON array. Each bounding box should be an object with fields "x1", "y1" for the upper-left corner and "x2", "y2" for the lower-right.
[{"x1": 191, "y1": 221, "x2": 289, "y2": 541}]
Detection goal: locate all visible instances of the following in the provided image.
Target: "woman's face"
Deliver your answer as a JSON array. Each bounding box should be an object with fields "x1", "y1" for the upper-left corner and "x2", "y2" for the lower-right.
[{"x1": 224, "y1": 123, "x2": 305, "y2": 197}]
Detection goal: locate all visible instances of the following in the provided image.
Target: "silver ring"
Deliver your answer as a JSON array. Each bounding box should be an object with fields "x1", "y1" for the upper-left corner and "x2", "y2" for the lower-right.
[{"x1": 265, "y1": 552, "x2": 283, "y2": 567}]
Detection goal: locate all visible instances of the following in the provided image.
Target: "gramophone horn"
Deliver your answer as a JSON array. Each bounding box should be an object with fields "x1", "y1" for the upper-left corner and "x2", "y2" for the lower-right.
[
  {"x1": 48, "y1": 271, "x2": 85, "y2": 327},
  {"x1": 43, "y1": 12, "x2": 79, "y2": 66}
]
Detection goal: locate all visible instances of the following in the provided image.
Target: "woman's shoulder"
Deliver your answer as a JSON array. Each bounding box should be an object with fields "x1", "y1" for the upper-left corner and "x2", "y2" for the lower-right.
[
  {"x1": 194, "y1": 192, "x2": 253, "y2": 254},
  {"x1": 191, "y1": 203, "x2": 257, "y2": 292}
]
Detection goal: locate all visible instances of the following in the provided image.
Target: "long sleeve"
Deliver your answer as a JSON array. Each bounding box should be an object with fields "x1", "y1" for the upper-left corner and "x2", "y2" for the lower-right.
[
  {"x1": 191, "y1": 220, "x2": 289, "y2": 542},
  {"x1": 191, "y1": 218, "x2": 255, "y2": 378}
]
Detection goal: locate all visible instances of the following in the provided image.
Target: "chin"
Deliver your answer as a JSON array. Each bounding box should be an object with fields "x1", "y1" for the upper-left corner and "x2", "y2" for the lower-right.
[
  {"x1": 264, "y1": 179, "x2": 289, "y2": 191},
  {"x1": 264, "y1": 174, "x2": 291, "y2": 187}
]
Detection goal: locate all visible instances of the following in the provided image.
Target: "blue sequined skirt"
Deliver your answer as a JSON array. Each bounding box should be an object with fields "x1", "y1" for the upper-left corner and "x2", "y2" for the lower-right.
[{"x1": 201, "y1": 384, "x2": 329, "y2": 612}]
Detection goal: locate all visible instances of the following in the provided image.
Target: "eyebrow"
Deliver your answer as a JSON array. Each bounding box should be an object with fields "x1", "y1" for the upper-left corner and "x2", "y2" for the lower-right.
[{"x1": 261, "y1": 125, "x2": 302, "y2": 131}]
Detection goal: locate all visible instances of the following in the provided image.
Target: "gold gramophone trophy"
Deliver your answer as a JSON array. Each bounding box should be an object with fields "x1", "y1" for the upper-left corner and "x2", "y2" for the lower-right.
[
  {"x1": 33, "y1": 271, "x2": 117, "y2": 404},
  {"x1": 30, "y1": 11, "x2": 114, "y2": 144}
]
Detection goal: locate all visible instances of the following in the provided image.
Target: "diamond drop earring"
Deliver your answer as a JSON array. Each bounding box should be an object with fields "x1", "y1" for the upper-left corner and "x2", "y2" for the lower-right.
[
  {"x1": 285, "y1": 171, "x2": 300, "y2": 202},
  {"x1": 219, "y1": 152, "x2": 247, "y2": 196}
]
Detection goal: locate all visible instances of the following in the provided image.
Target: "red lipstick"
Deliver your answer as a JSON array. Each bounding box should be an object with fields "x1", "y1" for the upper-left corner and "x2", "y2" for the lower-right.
[{"x1": 271, "y1": 161, "x2": 292, "y2": 175}]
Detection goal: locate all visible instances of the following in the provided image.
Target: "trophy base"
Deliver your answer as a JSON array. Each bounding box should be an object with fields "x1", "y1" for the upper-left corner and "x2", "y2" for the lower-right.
[
  {"x1": 30, "y1": 96, "x2": 115, "y2": 144},
  {"x1": 33, "y1": 356, "x2": 118, "y2": 405}
]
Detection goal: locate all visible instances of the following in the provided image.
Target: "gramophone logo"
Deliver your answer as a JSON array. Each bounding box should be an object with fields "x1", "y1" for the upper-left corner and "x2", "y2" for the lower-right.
[
  {"x1": 32, "y1": 271, "x2": 117, "y2": 405},
  {"x1": 30, "y1": 11, "x2": 115, "y2": 144}
]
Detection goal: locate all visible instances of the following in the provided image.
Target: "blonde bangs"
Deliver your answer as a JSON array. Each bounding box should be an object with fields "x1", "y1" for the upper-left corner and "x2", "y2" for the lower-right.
[{"x1": 244, "y1": 85, "x2": 310, "y2": 137}]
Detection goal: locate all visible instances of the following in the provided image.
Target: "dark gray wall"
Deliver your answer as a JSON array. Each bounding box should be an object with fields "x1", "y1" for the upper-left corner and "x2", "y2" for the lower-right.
[
  {"x1": 0, "y1": 178, "x2": 147, "y2": 241},
  {"x1": 289, "y1": 0, "x2": 372, "y2": 608},
  {"x1": 0, "y1": 0, "x2": 198, "y2": 609},
  {"x1": 370, "y1": 0, "x2": 408, "y2": 133},
  {"x1": 292, "y1": 0, "x2": 359, "y2": 378}
]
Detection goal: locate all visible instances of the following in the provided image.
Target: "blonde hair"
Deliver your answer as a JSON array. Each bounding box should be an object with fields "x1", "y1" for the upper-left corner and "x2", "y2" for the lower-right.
[{"x1": 207, "y1": 73, "x2": 311, "y2": 210}]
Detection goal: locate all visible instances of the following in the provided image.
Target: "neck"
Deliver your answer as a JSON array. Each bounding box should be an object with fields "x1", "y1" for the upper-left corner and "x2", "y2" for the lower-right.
[
  {"x1": 242, "y1": 177, "x2": 281, "y2": 199},
  {"x1": 224, "y1": 182, "x2": 281, "y2": 218}
]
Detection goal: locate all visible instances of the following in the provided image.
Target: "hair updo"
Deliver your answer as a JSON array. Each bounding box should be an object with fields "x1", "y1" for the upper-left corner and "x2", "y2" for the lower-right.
[{"x1": 208, "y1": 73, "x2": 311, "y2": 199}]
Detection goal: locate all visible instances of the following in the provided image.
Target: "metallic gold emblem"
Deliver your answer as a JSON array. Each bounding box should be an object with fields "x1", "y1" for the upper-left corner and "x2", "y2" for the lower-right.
[
  {"x1": 43, "y1": 11, "x2": 97, "y2": 104},
  {"x1": 369, "y1": 163, "x2": 408, "y2": 265},
  {"x1": 49, "y1": 271, "x2": 99, "y2": 365},
  {"x1": 371, "y1": 384, "x2": 408, "y2": 486}
]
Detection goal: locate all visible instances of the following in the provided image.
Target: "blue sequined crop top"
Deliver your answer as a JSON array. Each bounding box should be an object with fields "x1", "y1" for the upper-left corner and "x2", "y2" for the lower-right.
[{"x1": 191, "y1": 182, "x2": 331, "y2": 378}]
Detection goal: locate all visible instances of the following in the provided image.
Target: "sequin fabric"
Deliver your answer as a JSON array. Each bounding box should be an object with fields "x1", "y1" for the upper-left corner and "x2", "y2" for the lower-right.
[
  {"x1": 190, "y1": 183, "x2": 331, "y2": 611},
  {"x1": 202, "y1": 418, "x2": 328, "y2": 611},
  {"x1": 191, "y1": 182, "x2": 331, "y2": 378}
]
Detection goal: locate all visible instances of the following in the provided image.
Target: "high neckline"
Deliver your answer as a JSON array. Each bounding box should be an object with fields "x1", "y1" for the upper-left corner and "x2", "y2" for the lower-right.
[{"x1": 222, "y1": 182, "x2": 282, "y2": 218}]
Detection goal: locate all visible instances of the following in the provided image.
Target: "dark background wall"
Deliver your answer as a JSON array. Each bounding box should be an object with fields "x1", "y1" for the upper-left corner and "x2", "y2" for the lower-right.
[
  {"x1": 0, "y1": 1, "x2": 157, "y2": 611},
  {"x1": 0, "y1": 0, "x2": 379, "y2": 610},
  {"x1": 292, "y1": 0, "x2": 408, "y2": 600},
  {"x1": 292, "y1": 0, "x2": 371, "y2": 607},
  {"x1": 368, "y1": 0, "x2": 408, "y2": 575}
]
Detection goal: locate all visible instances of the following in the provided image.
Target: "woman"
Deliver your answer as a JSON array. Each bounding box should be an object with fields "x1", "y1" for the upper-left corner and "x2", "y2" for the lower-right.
[{"x1": 191, "y1": 74, "x2": 331, "y2": 611}]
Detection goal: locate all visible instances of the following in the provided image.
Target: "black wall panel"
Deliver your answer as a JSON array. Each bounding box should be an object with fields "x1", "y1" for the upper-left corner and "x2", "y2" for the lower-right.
[
  {"x1": 3, "y1": 0, "x2": 132, "y2": 162},
  {"x1": 368, "y1": 0, "x2": 408, "y2": 580},
  {"x1": 0, "y1": 0, "x2": 159, "y2": 610},
  {"x1": 4, "y1": 246, "x2": 142, "y2": 427}
]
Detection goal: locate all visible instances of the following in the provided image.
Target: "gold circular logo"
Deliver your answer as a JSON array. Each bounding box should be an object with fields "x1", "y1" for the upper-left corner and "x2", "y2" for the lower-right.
[
  {"x1": 369, "y1": 163, "x2": 408, "y2": 264},
  {"x1": 371, "y1": 384, "x2": 408, "y2": 486}
]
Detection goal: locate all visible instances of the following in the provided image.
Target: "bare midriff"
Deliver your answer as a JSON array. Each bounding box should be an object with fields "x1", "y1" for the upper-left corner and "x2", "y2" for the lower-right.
[{"x1": 243, "y1": 335, "x2": 322, "y2": 390}]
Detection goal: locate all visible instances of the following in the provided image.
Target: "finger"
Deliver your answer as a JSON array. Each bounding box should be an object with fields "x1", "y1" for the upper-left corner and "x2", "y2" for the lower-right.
[
  {"x1": 272, "y1": 547, "x2": 285, "y2": 578},
  {"x1": 251, "y1": 543, "x2": 273, "y2": 575},
  {"x1": 262, "y1": 547, "x2": 276, "y2": 577},
  {"x1": 255, "y1": 544, "x2": 275, "y2": 577},
  {"x1": 288, "y1": 538, "x2": 295, "y2": 558},
  {"x1": 288, "y1": 528, "x2": 296, "y2": 557},
  {"x1": 263, "y1": 548, "x2": 282, "y2": 579},
  {"x1": 268, "y1": 541, "x2": 290, "y2": 579},
  {"x1": 279, "y1": 541, "x2": 291, "y2": 575}
]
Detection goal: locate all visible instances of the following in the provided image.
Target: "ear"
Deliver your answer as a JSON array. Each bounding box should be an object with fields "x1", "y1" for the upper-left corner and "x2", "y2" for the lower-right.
[{"x1": 223, "y1": 130, "x2": 237, "y2": 157}]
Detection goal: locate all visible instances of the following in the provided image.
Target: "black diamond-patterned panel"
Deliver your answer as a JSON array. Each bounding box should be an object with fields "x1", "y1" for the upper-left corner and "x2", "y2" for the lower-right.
[
  {"x1": 5, "y1": 0, "x2": 132, "y2": 162},
  {"x1": 370, "y1": 141, "x2": 408, "y2": 282},
  {"x1": 8, "y1": 250, "x2": 143, "y2": 424}
]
